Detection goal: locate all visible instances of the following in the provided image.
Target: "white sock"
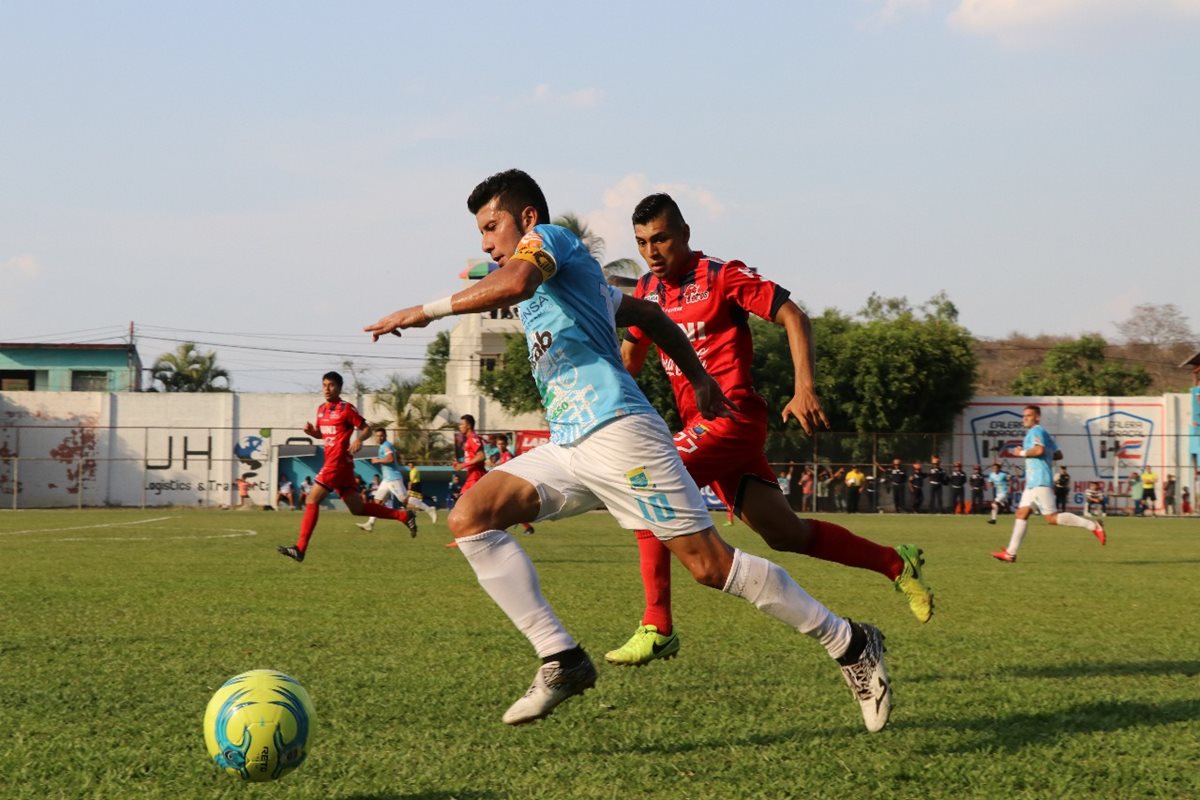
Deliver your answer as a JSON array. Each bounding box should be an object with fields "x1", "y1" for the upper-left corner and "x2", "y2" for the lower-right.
[
  {"x1": 456, "y1": 530, "x2": 576, "y2": 658},
  {"x1": 1055, "y1": 512, "x2": 1098, "y2": 532},
  {"x1": 364, "y1": 517, "x2": 377, "y2": 528},
  {"x1": 1006, "y1": 518, "x2": 1028, "y2": 555},
  {"x1": 409, "y1": 498, "x2": 432, "y2": 512},
  {"x1": 991, "y1": 504, "x2": 998, "y2": 521},
  {"x1": 722, "y1": 548, "x2": 851, "y2": 659}
]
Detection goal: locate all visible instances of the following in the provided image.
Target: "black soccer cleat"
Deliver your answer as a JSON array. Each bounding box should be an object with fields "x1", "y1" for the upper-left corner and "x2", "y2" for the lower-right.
[{"x1": 277, "y1": 545, "x2": 305, "y2": 563}]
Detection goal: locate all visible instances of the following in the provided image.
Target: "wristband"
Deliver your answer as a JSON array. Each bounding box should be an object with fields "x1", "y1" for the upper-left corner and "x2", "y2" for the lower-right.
[{"x1": 422, "y1": 296, "x2": 455, "y2": 320}]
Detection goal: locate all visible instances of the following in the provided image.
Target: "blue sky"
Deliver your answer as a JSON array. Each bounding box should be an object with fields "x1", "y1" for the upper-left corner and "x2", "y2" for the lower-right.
[{"x1": 2, "y1": 1, "x2": 1197, "y2": 392}]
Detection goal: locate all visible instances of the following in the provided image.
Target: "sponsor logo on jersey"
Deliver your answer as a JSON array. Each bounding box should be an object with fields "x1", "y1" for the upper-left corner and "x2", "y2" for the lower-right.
[
  {"x1": 683, "y1": 285, "x2": 710, "y2": 304},
  {"x1": 690, "y1": 424, "x2": 708, "y2": 438},
  {"x1": 644, "y1": 292, "x2": 659, "y2": 303},
  {"x1": 626, "y1": 467, "x2": 653, "y2": 490}
]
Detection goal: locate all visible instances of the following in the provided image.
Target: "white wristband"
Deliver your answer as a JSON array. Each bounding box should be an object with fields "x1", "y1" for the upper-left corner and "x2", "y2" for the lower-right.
[{"x1": 422, "y1": 296, "x2": 455, "y2": 320}]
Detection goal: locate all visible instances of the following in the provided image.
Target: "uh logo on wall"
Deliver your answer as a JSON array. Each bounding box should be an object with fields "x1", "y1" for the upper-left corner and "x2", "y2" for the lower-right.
[
  {"x1": 968, "y1": 410, "x2": 1026, "y2": 464},
  {"x1": 1084, "y1": 411, "x2": 1152, "y2": 479}
]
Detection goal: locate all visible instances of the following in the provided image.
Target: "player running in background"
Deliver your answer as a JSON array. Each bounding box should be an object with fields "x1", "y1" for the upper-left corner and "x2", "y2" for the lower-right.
[
  {"x1": 444, "y1": 415, "x2": 489, "y2": 548},
  {"x1": 357, "y1": 429, "x2": 436, "y2": 532},
  {"x1": 364, "y1": 169, "x2": 893, "y2": 732},
  {"x1": 277, "y1": 372, "x2": 417, "y2": 562},
  {"x1": 991, "y1": 405, "x2": 1106, "y2": 562},
  {"x1": 605, "y1": 193, "x2": 932, "y2": 668},
  {"x1": 986, "y1": 463, "x2": 1011, "y2": 524},
  {"x1": 491, "y1": 434, "x2": 535, "y2": 535}
]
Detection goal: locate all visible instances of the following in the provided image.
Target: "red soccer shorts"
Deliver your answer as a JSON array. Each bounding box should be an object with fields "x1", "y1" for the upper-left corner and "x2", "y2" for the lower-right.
[
  {"x1": 673, "y1": 412, "x2": 776, "y2": 513},
  {"x1": 315, "y1": 461, "x2": 358, "y2": 498}
]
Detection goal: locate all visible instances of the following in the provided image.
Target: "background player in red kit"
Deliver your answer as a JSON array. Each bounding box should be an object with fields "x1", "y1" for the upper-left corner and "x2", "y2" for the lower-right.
[
  {"x1": 445, "y1": 414, "x2": 490, "y2": 548},
  {"x1": 491, "y1": 434, "x2": 535, "y2": 536},
  {"x1": 605, "y1": 194, "x2": 934, "y2": 666},
  {"x1": 453, "y1": 414, "x2": 488, "y2": 492},
  {"x1": 277, "y1": 371, "x2": 417, "y2": 562}
]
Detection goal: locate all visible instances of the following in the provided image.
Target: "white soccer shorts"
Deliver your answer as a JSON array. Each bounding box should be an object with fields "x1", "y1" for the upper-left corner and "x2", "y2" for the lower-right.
[
  {"x1": 373, "y1": 478, "x2": 407, "y2": 505},
  {"x1": 1018, "y1": 485, "x2": 1055, "y2": 515},
  {"x1": 489, "y1": 413, "x2": 713, "y2": 539}
]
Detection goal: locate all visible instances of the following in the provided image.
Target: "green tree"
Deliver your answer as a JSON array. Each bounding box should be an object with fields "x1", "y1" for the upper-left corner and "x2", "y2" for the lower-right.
[
  {"x1": 476, "y1": 334, "x2": 540, "y2": 414},
  {"x1": 553, "y1": 212, "x2": 642, "y2": 286},
  {"x1": 1010, "y1": 335, "x2": 1153, "y2": 396},
  {"x1": 417, "y1": 330, "x2": 450, "y2": 393},
  {"x1": 372, "y1": 375, "x2": 454, "y2": 462},
  {"x1": 150, "y1": 342, "x2": 230, "y2": 392}
]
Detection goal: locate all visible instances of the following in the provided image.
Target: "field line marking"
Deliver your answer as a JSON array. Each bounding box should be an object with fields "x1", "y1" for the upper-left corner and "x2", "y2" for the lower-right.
[
  {"x1": 0, "y1": 516, "x2": 177, "y2": 536},
  {"x1": 55, "y1": 528, "x2": 258, "y2": 542}
]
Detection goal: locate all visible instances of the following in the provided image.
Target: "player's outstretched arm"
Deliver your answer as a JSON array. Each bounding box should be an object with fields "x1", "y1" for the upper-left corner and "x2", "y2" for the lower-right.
[
  {"x1": 364, "y1": 261, "x2": 543, "y2": 341},
  {"x1": 774, "y1": 301, "x2": 829, "y2": 435},
  {"x1": 615, "y1": 295, "x2": 736, "y2": 420}
]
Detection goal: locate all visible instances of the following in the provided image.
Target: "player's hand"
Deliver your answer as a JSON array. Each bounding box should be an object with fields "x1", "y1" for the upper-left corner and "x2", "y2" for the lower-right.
[
  {"x1": 303, "y1": 422, "x2": 319, "y2": 438},
  {"x1": 781, "y1": 389, "x2": 830, "y2": 435},
  {"x1": 364, "y1": 306, "x2": 430, "y2": 341},
  {"x1": 349, "y1": 438, "x2": 363, "y2": 455},
  {"x1": 693, "y1": 374, "x2": 738, "y2": 420}
]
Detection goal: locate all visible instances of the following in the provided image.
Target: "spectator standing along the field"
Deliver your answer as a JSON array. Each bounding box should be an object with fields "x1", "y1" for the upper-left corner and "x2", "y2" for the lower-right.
[
  {"x1": 949, "y1": 461, "x2": 967, "y2": 514},
  {"x1": 991, "y1": 405, "x2": 1106, "y2": 563},
  {"x1": 1053, "y1": 466, "x2": 1071, "y2": 513},
  {"x1": 908, "y1": 462, "x2": 925, "y2": 514},
  {"x1": 926, "y1": 456, "x2": 946, "y2": 514},
  {"x1": 1130, "y1": 472, "x2": 1144, "y2": 517},
  {"x1": 887, "y1": 458, "x2": 907, "y2": 513},
  {"x1": 844, "y1": 465, "x2": 865, "y2": 513},
  {"x1": 968, "y1": 465, "x2": 986, "y2": 514},
  {"x1": 1163, "y1": 474, "x2": 1177, "y2": 515},
  {"x1": 1141, "y1": 469, "x2": 1158, "y2": 516}
]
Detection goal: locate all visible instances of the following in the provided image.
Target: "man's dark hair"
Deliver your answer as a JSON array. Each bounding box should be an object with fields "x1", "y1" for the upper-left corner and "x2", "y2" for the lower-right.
[
  {"x1": 467, "y1": 169, "x2": 550, "y2": 226},
  {"x1": 631, "y1": 193, "x2": 687, "y2": 228},
  {"x1": 460, "y1": 414, "x2": 476, "y2": 429},
  {"x1": 1024, "y1": 404, "x2": 1041, "y2": 416},
  {"x1": 323, "y1": 371, "x2": 344, "y2": 388}
]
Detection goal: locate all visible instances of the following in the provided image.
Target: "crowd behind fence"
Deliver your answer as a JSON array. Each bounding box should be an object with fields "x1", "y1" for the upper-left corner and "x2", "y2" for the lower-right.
[{"x1": 0, "y1": 425, "x2": 1196, "y2": 514}]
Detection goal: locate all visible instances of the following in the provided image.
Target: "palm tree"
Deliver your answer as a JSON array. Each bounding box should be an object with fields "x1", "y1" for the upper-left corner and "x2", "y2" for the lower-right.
[
  {"x1": 553, "y1": 212, "x2": 642, "y2": 288},
  {"x1": 150, "y1": 342, "x2": 230, "y2": 392},
  {"x1": 372, "y1": 375, "x2": 454, "y2": 462}
]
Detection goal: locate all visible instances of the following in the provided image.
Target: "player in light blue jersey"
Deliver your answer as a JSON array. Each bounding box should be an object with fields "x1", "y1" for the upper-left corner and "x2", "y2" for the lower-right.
[
  {"x1": 358, "y1": 429, "x2": 437, "y2": 531},
  {"x1": 985, "y1": 463, "x2": 1011, "y2": 524},
  {"x1": 991, "y1": 405, "x2": 1106, "y2": 562},
  {"x1": 365, "y1": 169, "x2": 892, "y2": 732}
]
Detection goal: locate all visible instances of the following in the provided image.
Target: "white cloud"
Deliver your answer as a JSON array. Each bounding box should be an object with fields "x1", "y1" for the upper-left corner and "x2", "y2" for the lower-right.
[
  {"x1": 582, "y1": 174, "x2": 725, "y2": 263},
  {"x1": 950, "y1": 0, "x2": 1200, "y2": 41},
  {"x1": 870, "y1": 0, "x2": 934, "y2": 24},
  {"x1": 1, "y1": 254, "x2": 40, "y2": 280},
  {"x1": 530, "y1": 83, "x2": 602, "y2": 109}
]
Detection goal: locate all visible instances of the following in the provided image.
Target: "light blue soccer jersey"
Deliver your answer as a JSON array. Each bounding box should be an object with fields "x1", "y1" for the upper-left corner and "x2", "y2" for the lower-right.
[
  {"x1": 1023, "y1": 424, "x2": 1056, "y2": 488},
  {"x1": 987, "y1": 470, "x2": 1010, "y2": 498},
  {"x1": 510, "y1": 223, "x2": 656, "y2": 445},
  {"x1": 378, "y1": 440, "x2": 403, "y2": 482}
]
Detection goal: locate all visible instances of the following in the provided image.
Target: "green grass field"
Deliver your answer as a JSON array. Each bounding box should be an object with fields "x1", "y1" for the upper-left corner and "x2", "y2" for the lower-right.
[{"x1": 1, "y1": 507, "x2": 1197, "y2": 799}]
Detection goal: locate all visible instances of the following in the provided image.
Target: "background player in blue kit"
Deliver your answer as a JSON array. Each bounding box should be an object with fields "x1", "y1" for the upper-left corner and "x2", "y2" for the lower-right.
[
  {"x1": 986, "y1": 463, "x2": 1011, "y2": 524},
  {"x1": 991, "y1": 405, "x2": 1106, "y2": 562}
]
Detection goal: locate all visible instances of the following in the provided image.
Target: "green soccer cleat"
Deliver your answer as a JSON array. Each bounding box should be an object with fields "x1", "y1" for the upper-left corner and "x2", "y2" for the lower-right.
[
  {"x1": 604, "y1": 624, "x2": 680, "y2": 666},
  {"x1": 893, "y1": 543, "x2": 934, "y2": 623}
]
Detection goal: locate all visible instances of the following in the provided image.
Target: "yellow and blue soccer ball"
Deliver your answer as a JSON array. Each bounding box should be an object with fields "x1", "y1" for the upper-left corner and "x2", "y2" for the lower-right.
[{"x1": 203, "y1": 670, "x2": 314, "y2": 782}]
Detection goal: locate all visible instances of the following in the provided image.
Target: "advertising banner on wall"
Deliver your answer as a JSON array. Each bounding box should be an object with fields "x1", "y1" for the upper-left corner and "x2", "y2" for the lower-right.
[{"x1": 958, "y1": 397, "x2": 1169, "y2": 507}]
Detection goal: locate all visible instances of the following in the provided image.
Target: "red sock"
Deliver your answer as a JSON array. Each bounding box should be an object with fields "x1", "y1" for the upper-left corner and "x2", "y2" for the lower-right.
[
  {"x1": 522, "y1": 523, "x2": 534, "y2": 532},
  {"x1": 296, "y1": 504, "x2": 319, "y2": 553},
  {"x1": 804, "y1": 519, "x2": 904, "y2": 580},
  {"x1": 362, "y1": 502, "x2": 409, "y2": 522},
  {"x1": 635, "y1": 529, "x2": 673, "y2": 634}
]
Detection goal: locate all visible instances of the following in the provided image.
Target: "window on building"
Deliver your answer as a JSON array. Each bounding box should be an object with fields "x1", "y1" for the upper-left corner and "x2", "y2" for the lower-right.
[
  {"x1": 0, "y1": 370, "x2": 35, "y2": 391},
  {"x1": 479, "y1": 355, "x2": 499, "y2": 373},
  {"x1": 71, "y1": 370, "x2": 109, "y2": 391}
]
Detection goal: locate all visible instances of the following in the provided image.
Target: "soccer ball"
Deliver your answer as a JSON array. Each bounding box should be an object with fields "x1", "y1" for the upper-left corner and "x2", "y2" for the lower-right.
[{"x1": 203, "y1": 669, "x2": 314, "y2": 782}]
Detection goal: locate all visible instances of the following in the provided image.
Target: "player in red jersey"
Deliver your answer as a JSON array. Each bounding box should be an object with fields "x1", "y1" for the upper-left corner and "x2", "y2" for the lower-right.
[
  {"x1": 604, "y1": 194, "x2": 934, "y2": 666},
  {"x1": 492, "y1": 434, "x2": 535, "y2": 535},
  {"x1": 444, "y1": 414, "x2": 490, "y2": 548},
  {"x1": 277, "y1": 371, "x2": 417, "y2": 563}
]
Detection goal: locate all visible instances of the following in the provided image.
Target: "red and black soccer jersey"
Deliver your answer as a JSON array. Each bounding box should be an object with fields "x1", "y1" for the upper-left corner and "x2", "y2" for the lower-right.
[
  {"x1": 316, "y1": 400, "x2": 365, "y2": 469},
  {"x1": 461, "y1": 432, "x2": 487, "y2": 489},
  {"x1": 625, "y1": 252, "x2": 790, "y2": 424}
]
